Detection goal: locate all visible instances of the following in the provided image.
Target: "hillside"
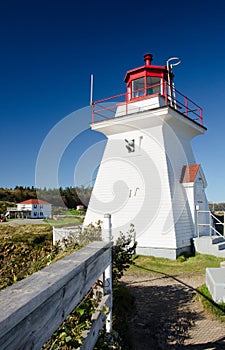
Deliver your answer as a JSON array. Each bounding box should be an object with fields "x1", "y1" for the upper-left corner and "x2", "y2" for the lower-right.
[{"x1": 0, "y1": 186, "x2": 92, "y2": 214}]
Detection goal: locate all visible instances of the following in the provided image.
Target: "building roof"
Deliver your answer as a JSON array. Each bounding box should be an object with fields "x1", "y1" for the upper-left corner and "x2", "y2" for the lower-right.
[
  {"x1": 18, "y1": 199, "x2": 51, "y2": 205},
  {"x1": 181, "y1": 164, "x2": 200, "y2": 183}
]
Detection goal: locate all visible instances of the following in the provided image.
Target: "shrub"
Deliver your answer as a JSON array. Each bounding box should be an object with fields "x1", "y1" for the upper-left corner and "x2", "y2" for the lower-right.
[{"x1": 112, "y1": 224, "x2": 137, "y2": 284}]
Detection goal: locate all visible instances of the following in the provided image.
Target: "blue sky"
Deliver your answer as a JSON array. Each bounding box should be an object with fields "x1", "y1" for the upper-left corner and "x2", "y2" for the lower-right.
[{"x1": 0, "y1": 0, "x2": 225, "y2": 202}]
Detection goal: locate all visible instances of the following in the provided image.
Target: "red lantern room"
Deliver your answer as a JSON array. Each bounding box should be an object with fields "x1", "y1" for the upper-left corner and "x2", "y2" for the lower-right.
[
  {"x1": 91, "y1": 53, "x2": 203, "y2": 126},
  {"x1": 124, "y1": 53, "x2": 173, "y2": 101}
]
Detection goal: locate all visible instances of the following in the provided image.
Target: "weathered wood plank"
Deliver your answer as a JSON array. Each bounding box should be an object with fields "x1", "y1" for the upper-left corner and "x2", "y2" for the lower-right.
[
  {"x1": 81, "y1": 294, "x2": 112, "y2": 350},
  {"x1": 0, "y1": 241, "x2": 112, "y2": 350}
]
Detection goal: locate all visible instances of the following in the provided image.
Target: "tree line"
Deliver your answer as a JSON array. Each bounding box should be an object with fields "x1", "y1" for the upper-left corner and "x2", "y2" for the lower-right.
[
  {"x1": 208, "y1": 202, "x2": 225, "y2": 212},
  {"x1": 0, "y1": 186, "x2": 92, "y2": 209},
  {"x1": 1, "y1": 186, "x2": 224, "y2": 212}
]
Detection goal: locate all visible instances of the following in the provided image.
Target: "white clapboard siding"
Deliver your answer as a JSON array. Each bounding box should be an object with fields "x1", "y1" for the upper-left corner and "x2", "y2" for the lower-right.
[{"x1": 85, "y1": 103, "x2": 208, "y2": 258}]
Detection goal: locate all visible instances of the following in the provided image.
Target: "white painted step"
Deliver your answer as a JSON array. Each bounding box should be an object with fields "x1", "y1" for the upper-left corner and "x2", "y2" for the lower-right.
[{"x1": 193, "y1": 236, "x2": 225, "y2": 258}]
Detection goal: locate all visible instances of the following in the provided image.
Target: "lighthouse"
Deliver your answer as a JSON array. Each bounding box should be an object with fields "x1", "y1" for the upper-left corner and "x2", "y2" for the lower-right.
[{"x1": 84, "y1": 54, "x2": 209, "y2": 259}]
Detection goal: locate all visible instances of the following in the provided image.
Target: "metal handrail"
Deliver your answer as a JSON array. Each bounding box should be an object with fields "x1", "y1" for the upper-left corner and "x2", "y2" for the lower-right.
[
  {"x1": 91, "y1": 81, "x2": 203, "y2": 125},
  {"x1": 197, "y1": 210, "x2": 225, "y2": 241}
]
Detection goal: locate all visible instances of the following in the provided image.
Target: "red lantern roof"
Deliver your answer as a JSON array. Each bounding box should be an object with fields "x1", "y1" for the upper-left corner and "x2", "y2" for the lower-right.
[{"x1": 124, "y1": 53, "x2": 168, "y2": 85}]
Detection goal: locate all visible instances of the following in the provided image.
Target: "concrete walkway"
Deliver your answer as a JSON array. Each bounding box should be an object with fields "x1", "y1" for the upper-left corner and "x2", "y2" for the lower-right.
[{"x1": 122, "y1": 271, "x2": 225, "y2": 349}]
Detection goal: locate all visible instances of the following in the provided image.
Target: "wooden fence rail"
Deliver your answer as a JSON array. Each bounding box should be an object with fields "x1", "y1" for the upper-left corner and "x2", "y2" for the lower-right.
[{"x1": 0, "y1": 241, "x2": 112, "y2": 350}]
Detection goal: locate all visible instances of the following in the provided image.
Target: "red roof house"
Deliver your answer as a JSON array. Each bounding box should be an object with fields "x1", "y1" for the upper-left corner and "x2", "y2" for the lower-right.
[{"x1": 17, "y1": 199, "x2": 52, "y2": 219}]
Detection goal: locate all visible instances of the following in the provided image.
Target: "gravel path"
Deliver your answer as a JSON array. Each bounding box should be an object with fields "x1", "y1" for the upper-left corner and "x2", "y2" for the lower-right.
[
  {"x1": 121, "y1": 271, "x2": 225, "y2": 349},
  {"x1": 8, "y1": 219, "x2": 46, "y2": 226}
]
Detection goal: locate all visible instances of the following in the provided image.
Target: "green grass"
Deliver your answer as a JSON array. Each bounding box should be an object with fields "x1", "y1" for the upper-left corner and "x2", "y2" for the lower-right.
[
  {"x1": 0, "y1": 224, "x2": 52, "y2": 237},
  {"x1": 128, "y1": 253, "x2": 224, "y2": 277},
  {"x1": 69, "y1": 209, "x2": 86, "y2": 216},
  {"x1": 197, "y1": 284, "x2": 225, "y2": 321},
  {"x1": 44, "y1": 217, "x2": 83, "y2": 226}
]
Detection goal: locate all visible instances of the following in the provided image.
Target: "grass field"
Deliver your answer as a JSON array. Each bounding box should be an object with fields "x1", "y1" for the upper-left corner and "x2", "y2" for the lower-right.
[
  {"x1": 44, "y1": 216, "x2": 83, "y2": 226},
  {"x1": 0, "y1": 223, "x2": 52, "y2": 237},
  {"x1": 129, "y1": 252, "x2": 224, "y2": 276}
]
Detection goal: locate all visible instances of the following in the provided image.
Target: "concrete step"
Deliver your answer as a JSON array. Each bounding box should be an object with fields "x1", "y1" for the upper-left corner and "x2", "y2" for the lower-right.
[
  {"x1": 193, "y1": 236, "x2": 225, "y2": 258},
  {"x1": 206, "y1": 268, "x2": 225, "y2": 303},
  {"x1": 218, "y1": 242, "x2": 225, "y2": 250},
  {"x1": 212, "y1": 236, "x2": 225, "y2": 244}
]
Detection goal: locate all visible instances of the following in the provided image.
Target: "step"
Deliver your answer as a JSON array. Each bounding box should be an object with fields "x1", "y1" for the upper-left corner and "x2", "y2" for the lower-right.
[
  {"x1": 212, "y1": 236, "x2": 225, "y2": 244},
  {"x1": 193, "y1": 237, "x2": 225, "y2": 258},
  {"x1": 206, "y1": 268, "x2": 225, "y2": 303},
  {"x1": 218, "y1": 242, "x2": 225, "y2": 250}
]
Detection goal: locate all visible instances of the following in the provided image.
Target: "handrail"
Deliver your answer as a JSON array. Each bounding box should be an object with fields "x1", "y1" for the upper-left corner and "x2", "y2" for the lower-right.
[
  {"x1": 91, "y1": 81, "x2": 204, "y2": 126},
  {"x1": 0, "y1": 241, "x2": 113, "y2": 350},
  {"x1": 197, "y1": 210, "x2": 225, "y2": 241}
]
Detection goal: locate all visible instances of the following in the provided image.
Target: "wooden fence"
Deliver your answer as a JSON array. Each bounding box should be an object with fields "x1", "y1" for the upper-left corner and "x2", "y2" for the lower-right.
[{"x1": 0, "y1": 241, "x2": 112, "y2": 350}]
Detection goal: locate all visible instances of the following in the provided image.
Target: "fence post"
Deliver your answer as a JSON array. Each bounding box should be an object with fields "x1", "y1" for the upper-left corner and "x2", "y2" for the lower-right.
[
  {"x1": 103, "y1": 213, "x2": 112, "y2": 333},
  {"x1": 103, "y1": 213, "x2": 112, "y2": 242}
]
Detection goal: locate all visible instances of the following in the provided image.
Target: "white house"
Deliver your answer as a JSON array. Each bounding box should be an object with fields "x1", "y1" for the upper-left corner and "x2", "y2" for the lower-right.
[
  {"x1": 76, "y1": 204, "x2": 85, "y2": 210},
  {"x1": 16, "y1": 199, "x2": 52, "y2": 219}
]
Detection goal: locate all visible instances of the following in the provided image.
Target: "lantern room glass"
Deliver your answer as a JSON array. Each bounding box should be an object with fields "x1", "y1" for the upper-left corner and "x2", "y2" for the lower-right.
[
  {"x1": 146, "y1": 76, "x2": 161, "y2": 95},
  {"x1": 131, "y1": 76, "x2": 161, "y2": 99},
  {"x1": 132, "y1": 78, "x2": 145, "y2": 98}
]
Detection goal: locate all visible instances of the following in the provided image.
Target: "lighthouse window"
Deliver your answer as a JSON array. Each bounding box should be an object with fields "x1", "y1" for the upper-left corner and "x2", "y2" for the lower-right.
[
  {"x1": 132, "y1": 78, "x2": 145, "y2": 98},
  {"x1": 146, "y1": 76, "x2": 161, "y2": 95}
]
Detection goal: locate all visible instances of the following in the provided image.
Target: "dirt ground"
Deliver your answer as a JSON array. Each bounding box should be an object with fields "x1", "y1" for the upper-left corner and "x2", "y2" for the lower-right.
[{"x1": 121, "y1": 271, "x2": 225, "y2": 349}]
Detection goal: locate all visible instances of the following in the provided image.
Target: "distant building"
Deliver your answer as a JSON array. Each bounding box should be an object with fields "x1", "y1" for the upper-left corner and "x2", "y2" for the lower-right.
[
  {"x1": 6, "y1": 199, "x2": 52, "y2": 219},
  {"x1": 76, "y1": 204, "x2": 85, "y2": 210}
]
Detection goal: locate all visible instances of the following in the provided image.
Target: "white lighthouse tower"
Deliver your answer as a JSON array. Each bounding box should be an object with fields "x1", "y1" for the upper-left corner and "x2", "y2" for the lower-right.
[{"x1": 84, "y1": 54, "x2": 209, "y2": 259}]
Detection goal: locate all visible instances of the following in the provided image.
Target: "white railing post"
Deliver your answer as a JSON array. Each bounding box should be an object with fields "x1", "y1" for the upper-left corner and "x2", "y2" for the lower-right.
[
  {"x1": 224, "y1": 212, "x2": 225, "y2": 236},
  {"x1": 103, "y1": 213, "x2": 112, "y2": 242},
  {"x1": 196, "y1": 206, "x2": 200, "y2": 238},
  {"x1": 103, "y1": 213, "x2": 112, "y2": 333},
  {"x1": 209, "y1": 211, "x2": 212, "y2": 237}
]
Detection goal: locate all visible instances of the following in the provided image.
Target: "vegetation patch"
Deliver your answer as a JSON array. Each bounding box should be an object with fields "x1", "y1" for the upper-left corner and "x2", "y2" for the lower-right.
[
  {"x1": 69, "y1": 209, "x2": 86, "y2": 216},
  {"x1": 0, "y1": 225, "x2": 58, "y2": 290},
  {"x1": 44, "y1": 217, "x2": 83, "y2": 226},
  {"x1": 0, "y1": 224, "x2": 52, "y2": 237},
  {"x1": 197, "y1": 284, "x2": 225, "y2": 321},
  {"x1": 128, "y1": 252, "x2": 224, "y2": 277}
]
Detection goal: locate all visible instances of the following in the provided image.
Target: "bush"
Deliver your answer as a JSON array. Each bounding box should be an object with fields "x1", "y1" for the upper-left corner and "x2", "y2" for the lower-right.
[
  {"x1": 0, "y1": 231, "x2": 60, "y2": 290},
  {"x1": 112, "y1": 224, "x2": 137, "y2": 284}
]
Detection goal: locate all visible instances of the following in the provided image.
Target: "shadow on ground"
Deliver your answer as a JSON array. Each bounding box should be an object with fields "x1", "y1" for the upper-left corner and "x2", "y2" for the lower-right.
[{"x1": 122, "y1": 269, "x2": 225, "y2": 349}]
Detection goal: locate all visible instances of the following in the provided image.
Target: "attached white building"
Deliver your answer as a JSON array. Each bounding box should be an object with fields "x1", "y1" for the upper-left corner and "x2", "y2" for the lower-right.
[{"x1": 181, "y1": 164, "x2": 210, "y2": 236}]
